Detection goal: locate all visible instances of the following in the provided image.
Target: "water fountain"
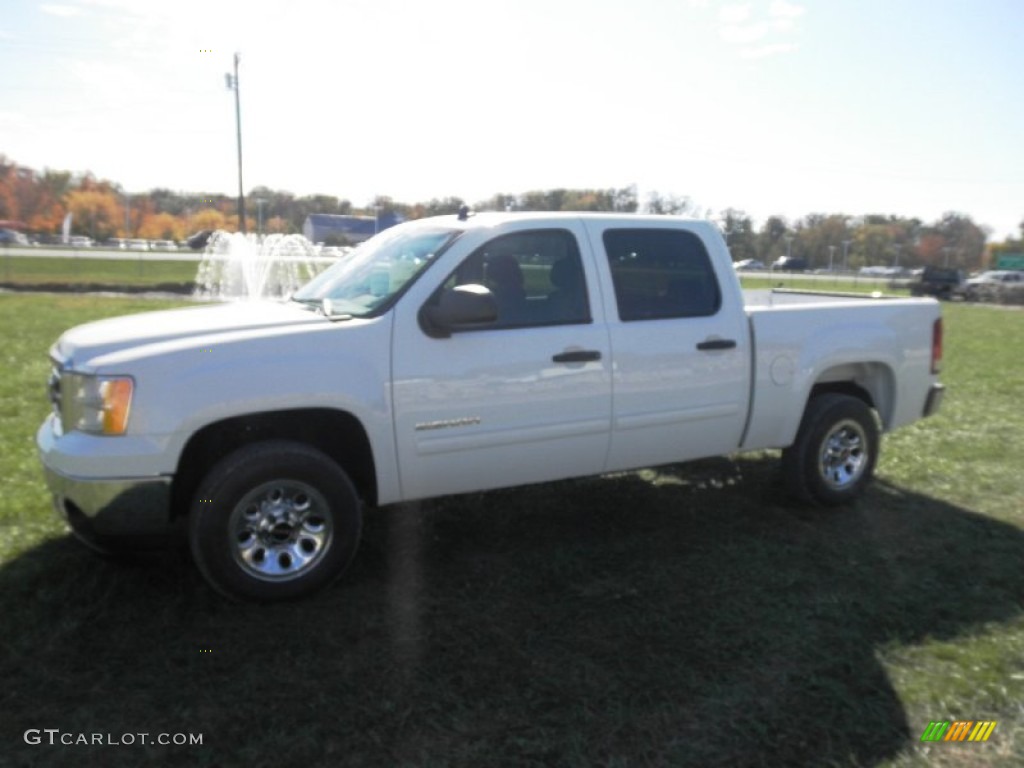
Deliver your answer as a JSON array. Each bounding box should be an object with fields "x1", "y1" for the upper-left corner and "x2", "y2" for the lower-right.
[{"x1": 193, "y1": 231, "x2": 339, "y2": 300}]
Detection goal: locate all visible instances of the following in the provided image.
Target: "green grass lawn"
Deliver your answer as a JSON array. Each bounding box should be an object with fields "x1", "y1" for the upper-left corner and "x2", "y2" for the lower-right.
[
  {"x1": 0, "y1": 254, "x2": 198, "y2": 288},
  {"x1": 739, "y1": 274, "x2": 913, "y2": 296},
  {"x1": 0, "y1": 293, "x2": 1021, "y2": 767}
]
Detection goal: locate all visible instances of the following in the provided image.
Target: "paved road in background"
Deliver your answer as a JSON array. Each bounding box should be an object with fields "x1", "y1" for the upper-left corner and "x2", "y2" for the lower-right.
[
  {"x1": 3, "y1": 246, "x2": 901, "y2": 290},
  {"x1": 3, "y1": 245, "x2": 895, "y2": 277},
  {"x1": 1, "y1": 246, "x2": 337, "y2": 264},
  {"x1": 2, "y1": 245, "x2": 204, "y2": 261}
]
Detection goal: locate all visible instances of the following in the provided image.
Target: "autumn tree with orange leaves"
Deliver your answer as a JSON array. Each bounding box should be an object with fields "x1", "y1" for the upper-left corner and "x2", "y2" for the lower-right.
[
  {"x1": 137, "y1": 212, "x2": 185, "y2": 241},
  {"x1": 65, "y1": 183, "x2": 122, "y2": 242}
]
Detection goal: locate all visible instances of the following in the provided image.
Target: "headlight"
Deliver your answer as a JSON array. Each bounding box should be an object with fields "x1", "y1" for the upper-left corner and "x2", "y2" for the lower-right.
[{"x1": 62, "y1": 373, "x2": 134, "y2": 435}]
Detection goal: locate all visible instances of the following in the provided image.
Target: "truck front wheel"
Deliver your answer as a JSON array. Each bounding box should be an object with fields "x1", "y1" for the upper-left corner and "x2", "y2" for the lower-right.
[
  {"x1": 188, "y1": 441, "x2": 362, "y2": 601},
  {"x1": 782, "y1": 394, "x2": 879, "y2": 506}
]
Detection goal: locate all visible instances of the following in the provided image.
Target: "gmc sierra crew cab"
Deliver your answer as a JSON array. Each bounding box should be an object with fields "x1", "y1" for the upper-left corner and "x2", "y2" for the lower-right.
[{"x1": 37, "y1": 212, "x2": 945, "y2": 600}]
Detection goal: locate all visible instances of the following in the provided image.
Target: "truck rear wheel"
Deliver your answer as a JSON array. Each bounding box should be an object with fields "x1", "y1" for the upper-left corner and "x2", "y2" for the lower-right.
[
  {"x1": 188, "y1": 441, "x2": 362, "y2": 601},
  {"x1": 782, "y1": 394, "x2": 879, "y2": 506}
]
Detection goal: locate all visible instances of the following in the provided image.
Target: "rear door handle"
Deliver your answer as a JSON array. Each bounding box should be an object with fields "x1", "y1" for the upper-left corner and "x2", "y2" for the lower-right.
[
  {"x1": 696, "y1": 338, "x2": 737, "y2": 351},
  {"x1": 552, "y1": 350, "x2": 602, "y2": 363}
]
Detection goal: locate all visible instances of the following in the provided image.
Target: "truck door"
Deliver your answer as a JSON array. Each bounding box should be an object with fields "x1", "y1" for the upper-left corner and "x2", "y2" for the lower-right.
[
  {"x1": 582, "y1": 221, "x2": 750, "y2": 471},
  {"x1": 391, "y1": 223, "x2": 612, "y2": 501}
]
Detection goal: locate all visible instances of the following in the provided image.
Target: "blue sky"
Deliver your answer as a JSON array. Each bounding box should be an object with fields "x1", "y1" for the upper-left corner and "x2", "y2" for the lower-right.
[{"x1": 1, "y1": 0, "x2": 1021, "y2": 239}]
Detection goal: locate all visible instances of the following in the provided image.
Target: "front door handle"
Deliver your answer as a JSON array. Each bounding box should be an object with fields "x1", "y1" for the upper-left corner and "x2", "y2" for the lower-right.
[
  {"x1": 696, "y1": 338, "x2": 737, "y2": 351},
  {"x1": 552, "y1": 350, "x2": 602, "y2": 364}
]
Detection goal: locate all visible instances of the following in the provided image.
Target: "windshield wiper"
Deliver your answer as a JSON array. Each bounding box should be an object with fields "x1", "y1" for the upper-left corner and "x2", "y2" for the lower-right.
[{"x1": 289, "y1": 297, "x2": 321, "y2": 309}]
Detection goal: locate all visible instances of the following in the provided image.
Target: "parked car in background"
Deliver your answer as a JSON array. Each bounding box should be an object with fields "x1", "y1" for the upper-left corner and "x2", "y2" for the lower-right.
[
  {"x1": 910, "y1": 266, "x2": 965, "y2": 300},
  {"x1": 772, "y1": 256, "x2": 808, "y2": 272},
  {"x1": 732, "y1": 258, "x2": 765, "y2": 271},
  {"x1": 152, "y1": 239, "x2": 179, "y2": 252},
  {"x1": 186, "y1": 230, "x2": 214, "y2": 250},
  {"x1": 960, "y1": 270, "x2": 1024, "y2": 301},
  {"x1": 68, "y1": 236, "x2": 93, "y2": 248},
  {"x1": 127, "y1": 239, "x2": 151, "y2": 251},
  {"x1": 0, "y1": 228, "x2": 30, "y2": 245},
  {"x1": 319, "y1": 246, "x2": 352, "y2": 259},
  {"x1": 859, "y1": 266, "x2": 888, "y2": 277}
]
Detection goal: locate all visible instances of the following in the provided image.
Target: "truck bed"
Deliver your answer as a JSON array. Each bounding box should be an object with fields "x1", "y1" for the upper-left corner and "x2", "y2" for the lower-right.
[
  {"x1": 743, "y1": 287, "x2": 899, "y2": 308},
  {"x1": 738, "y1": 288, "x2": 941, "y2": 453}
]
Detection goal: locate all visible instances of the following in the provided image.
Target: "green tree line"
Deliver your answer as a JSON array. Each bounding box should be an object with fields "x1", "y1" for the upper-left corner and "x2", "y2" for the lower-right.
[{"x1": 3, "y1": 155, "x2": 1020, "y2": 270}]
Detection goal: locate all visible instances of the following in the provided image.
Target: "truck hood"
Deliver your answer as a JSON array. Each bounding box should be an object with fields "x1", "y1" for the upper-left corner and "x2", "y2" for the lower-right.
[{"x1": 53, "y1": 301, "x2": 326, "y2": 369}]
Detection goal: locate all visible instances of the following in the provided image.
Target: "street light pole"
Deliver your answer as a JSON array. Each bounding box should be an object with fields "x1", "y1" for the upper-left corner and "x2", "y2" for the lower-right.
[
  {"x1": 841, "y1": 239, "x2": 852, "y2": 272},
  {"x1": 256, "y1": 198, "x2": 267, "y2": 235},
  {"x1": 225, "y1": 53, "x2": 246, "y2": 234}
]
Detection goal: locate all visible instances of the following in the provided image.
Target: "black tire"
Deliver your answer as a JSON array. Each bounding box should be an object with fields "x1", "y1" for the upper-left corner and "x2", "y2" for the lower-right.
[
  {"x1": 188, "y1": 440, "x2": 362, "y2": 601},
  {"x1": 781, "y1": 394, "x2": 879, "y2": 506}
]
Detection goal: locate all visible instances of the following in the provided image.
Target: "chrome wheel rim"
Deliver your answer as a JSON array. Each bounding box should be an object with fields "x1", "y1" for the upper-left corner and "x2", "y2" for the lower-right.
[
  {"x1": 229, "y1": 480, "x2": 332, "y2": 582},
  {"x1": 818, "y1": 419, "x2": 869, "y2": 490}
]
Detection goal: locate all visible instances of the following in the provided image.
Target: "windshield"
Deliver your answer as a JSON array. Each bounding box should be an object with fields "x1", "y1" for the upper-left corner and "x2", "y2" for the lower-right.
[{"x1": 292, "y1": 226, "x2": 459, "y2": 316}]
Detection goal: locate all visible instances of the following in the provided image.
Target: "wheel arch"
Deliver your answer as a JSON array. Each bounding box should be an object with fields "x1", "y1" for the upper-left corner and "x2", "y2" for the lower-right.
[
  {"x1": 171, "y1": 408, "x2": 378, "y2": 519},
  {"x1": 807, "y1": 361, "x2": 894, "y2": 428}
]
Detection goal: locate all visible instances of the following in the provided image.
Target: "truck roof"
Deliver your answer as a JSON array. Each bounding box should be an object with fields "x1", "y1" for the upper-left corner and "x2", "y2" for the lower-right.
[{"x1": 404, "y1": 210, "x2": 719, "y2": 233}]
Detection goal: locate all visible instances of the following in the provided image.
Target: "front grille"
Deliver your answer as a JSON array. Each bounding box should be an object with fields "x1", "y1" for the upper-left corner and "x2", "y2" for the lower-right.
[{"x1": 48, "y1": 360, "x2": 63, "y2": 426}]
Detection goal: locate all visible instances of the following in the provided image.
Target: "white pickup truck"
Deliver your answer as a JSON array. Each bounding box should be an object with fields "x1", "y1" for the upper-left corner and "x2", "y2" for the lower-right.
[{"x1": 37, "y1": 213, "x2": 945, "y2": 600}]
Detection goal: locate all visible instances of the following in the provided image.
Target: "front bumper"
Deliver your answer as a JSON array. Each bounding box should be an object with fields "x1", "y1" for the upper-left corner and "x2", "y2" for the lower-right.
[
  {"x1": 37, "y1": 416, "x2": 174, "y2": 547},
  {"x1": 41, "y1": 462, "x2": 173, "y2": 538}
]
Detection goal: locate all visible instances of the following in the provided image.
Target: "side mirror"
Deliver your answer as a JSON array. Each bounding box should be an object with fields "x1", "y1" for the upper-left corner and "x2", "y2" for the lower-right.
[{"x1": 419, "y1": 284, "x2": 498, "y2": 338}]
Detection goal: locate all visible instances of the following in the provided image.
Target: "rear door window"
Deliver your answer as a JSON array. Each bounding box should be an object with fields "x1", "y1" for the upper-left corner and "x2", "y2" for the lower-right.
[{"x1": 602, "y1": 228, "x2": 721, "y2": 321}]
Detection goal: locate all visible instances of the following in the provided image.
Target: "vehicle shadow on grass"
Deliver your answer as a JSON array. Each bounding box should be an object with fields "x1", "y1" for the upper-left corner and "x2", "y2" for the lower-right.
[{"x1": 1, "y1": 457, "x2": 1022, "y2": 767}]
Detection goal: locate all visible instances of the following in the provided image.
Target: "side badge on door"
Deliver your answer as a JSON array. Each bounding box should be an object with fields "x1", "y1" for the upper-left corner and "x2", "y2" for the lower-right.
[{"x1": 415, "y1": 417, "x2": 483, "y2": 432}]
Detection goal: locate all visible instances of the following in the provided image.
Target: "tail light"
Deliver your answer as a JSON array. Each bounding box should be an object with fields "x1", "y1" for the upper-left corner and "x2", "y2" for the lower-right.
[{"x1": 931, "y1": 317, "x2": 943, "y2": 375}]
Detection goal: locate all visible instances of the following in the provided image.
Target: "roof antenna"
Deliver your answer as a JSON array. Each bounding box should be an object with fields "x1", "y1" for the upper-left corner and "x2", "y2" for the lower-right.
[{"x1": 457, "y1": 204, "x2": 470, "y2": 221}]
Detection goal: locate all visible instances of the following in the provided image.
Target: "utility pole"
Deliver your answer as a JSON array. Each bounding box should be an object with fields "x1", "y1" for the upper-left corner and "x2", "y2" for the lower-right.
[
  {"x1": 841, "y1": 239, "x2": 852, "y2": 272},
  {"x1": 225, "y1": 53, "x2": 246, "y2": 234}
]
